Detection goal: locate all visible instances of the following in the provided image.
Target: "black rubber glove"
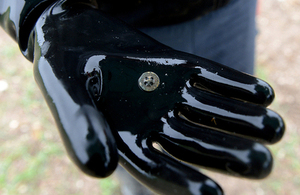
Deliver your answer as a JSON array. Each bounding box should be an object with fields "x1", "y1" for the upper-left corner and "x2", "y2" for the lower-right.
[{"x1": 6, "y1": 1, "x2": 285, "y2": 195}]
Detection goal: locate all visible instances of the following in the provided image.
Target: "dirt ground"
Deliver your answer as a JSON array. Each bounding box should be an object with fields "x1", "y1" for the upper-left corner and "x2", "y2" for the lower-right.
[{"x1": 0, "y1": 0, "x2": 299, "y2": 194}]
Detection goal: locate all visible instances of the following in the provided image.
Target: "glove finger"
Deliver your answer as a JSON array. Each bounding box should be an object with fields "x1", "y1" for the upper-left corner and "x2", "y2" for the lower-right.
[
  {"x1": 177, "y1": 83, "x2": 285, "y2": 144},
  {"x1": 153, "y1": 114, "x2": 273, "y2": 179},
  {"x1": 180, "y1": 54, "x2": 275, "y2": 106},
  {"x1": 117, "y1": 132, "x2": 223, "y2": 195},
  {"x1": 34, "y1": 57, "x2": 118, "y2": 177}
]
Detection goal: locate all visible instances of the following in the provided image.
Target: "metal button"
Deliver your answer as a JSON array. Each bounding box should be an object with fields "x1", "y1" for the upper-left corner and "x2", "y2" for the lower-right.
[{"x1": 138, "y1": 72, "x2": 160, "y2": 92}]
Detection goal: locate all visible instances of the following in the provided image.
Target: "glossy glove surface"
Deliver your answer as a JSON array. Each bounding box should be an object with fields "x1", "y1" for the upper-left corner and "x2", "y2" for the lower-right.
[{"x1": 13, "y1": 1, "x2": 285, "y2": 195}]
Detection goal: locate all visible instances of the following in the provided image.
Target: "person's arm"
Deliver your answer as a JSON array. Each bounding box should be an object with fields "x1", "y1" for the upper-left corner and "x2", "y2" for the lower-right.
[
  {"x1": 0, "y1": 0, "x2": 59, "y2": 60},
  {"x1": 0, "y1": 0, "x2": 119, "y2": 178}
]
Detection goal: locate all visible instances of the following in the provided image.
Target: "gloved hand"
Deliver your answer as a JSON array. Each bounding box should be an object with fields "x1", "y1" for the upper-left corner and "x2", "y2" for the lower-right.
[{"x1": 31, "y1": 1, "x2": 284, "y2": 195}]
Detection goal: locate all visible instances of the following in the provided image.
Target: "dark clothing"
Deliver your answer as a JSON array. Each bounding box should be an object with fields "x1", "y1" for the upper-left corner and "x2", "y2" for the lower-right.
[
  {"x1": 140, "y1": 0, "x2": 257, "y2": 74},
  {"x1": 0, "y1": 0, "x2": 230, "y2": 43},
  {"x1": 98, "y1": 0, "x2": 230, "y2": 27}
]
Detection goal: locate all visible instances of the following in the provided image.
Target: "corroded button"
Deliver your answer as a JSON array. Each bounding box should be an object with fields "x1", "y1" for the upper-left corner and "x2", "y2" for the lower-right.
[{"x1": 138, "y1": 72, "x2": 160, "y2": 92}]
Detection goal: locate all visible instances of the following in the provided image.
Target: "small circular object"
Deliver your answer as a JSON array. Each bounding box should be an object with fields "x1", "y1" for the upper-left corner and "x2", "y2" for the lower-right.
[{"x1": 138, "y1": 72, "x2": 160, "y2": 92}]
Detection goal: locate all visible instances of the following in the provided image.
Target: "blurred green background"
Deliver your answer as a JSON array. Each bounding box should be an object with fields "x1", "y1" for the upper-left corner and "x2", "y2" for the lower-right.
[{"x1": 0, "y1": 0, "x2": 299, "y2": 194}]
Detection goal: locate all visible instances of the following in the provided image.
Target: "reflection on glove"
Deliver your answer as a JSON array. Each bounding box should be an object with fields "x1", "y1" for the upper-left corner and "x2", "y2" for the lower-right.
[{"x1": 31, "y1": 1, "x2": 285, "y2": 195}]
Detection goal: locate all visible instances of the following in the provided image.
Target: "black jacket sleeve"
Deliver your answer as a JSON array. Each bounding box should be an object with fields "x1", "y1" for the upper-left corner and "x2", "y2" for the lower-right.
[{"x1": 0, "y1": 0, "x2": 230, "y2": 61}]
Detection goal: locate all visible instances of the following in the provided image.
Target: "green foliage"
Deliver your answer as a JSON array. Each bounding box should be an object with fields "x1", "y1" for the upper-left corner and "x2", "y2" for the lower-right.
[{"x1": 99, "y1": 178, "x2": 119, "y2": 195}]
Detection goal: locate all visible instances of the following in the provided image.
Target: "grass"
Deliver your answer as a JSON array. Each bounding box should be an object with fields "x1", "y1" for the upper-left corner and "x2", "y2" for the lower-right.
[{"x1": 0, "y1": 143, "x2": 63, "y2": 194}]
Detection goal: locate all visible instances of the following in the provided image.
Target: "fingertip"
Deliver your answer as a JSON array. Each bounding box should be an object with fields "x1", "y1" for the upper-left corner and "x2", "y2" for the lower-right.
[
  {"x1": 59, "y1": 104, "x2": 119, "y2": 178},
  {"x1": 250, "y1": 143, "x2": 273, "y2": 179},
  {"x1": 199, "y1": 179, "x2": 224, "y2": 195},
  {"x1": 256, "y1": 79, "x2": 275, "y2": 107},
  {"x1": 83, "y1": 152, "x2": 119, "y2": 178},
  {"x1": 272, "y1": 119, "x2": 285, "y2": 144},
  {"x1": 77, "y1": 105, "x2": 119, "y2": 178},
  {"x1": 226, "y1": 143, "x2": 273, "y2": 179},
  {"x1": 264, "y1": 110, "x2": 285, "y2": 144}
]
